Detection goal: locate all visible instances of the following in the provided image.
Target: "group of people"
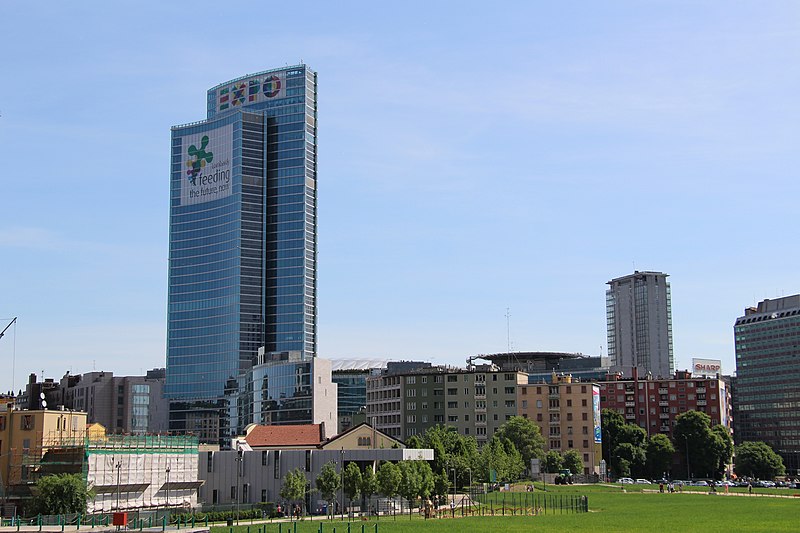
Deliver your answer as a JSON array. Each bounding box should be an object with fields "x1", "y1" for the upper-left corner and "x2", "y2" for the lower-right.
[{"x1": 658, "y1": 482, "x2": 681, "y2": 493}]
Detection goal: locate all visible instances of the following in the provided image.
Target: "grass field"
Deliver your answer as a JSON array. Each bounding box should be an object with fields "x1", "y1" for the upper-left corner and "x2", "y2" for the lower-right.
[{"x1": 211, "y1": 484, "x2": 800, "y2": 533}]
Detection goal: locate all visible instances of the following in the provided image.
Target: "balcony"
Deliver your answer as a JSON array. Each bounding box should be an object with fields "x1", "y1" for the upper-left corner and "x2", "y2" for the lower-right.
[
  {"x1": 659, "y1": 389, "x2": 668, "y2": 394},
  {"x1": 474, "y1": 393, "x2": 486, "y2": 400},
  {"x1": 625, "y1": 413, "x2": 636, "y2": 420},
  {"x1": 625, "y1": 401, "x2": 636, "y2": 407},
  {"x1": 697, "y1": 387, "x2": 706, "y2": 393},
  {"x1": 659, "y1": 413, "x2": 670, "y2": 419},
  {"x1": 659, "y1": 401, "x2": 669, "y2": 407},
  {"x1": 659, "y1": 426, "x2": 671, "y2": 432},
  {"x1": 697, "y1": 400, "x2": 707, "y2": 406}
]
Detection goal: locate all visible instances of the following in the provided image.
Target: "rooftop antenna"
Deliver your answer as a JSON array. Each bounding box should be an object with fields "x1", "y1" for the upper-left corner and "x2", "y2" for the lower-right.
[
  {"x1": 0, "y1": 317, "x2": 17, "y2": 391},
  {"x1": 505, "y1": 308, "x2": 511, "y2": 354}
]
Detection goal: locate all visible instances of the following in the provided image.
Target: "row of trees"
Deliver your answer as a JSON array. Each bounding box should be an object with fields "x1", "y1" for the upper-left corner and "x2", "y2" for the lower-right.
[{"x1": 602, "y1": 408, "x2": 787, "y2": 480}]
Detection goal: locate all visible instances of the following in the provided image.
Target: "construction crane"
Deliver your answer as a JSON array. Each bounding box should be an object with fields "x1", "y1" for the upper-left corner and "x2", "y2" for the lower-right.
[{"x1": 0, "y1": 317, "x2": 16, "y2": 341}]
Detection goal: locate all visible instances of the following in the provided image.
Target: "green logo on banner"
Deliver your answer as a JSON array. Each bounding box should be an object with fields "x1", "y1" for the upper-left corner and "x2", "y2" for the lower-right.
[{"x1": 186, "y1": 136, "x2": 214, "y2": 185}]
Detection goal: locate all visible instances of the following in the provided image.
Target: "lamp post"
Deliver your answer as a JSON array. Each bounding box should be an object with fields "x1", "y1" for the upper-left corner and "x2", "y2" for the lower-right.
[
  {"x1": 165, "y1": 466, "x2": 171, "y2": 511},
  {"x1": 466, "y1": 468, "x2": 472, "y2": 506},
  {"x1": 340, "y1": 448, "x2": 345, "y2": 520},
  {"x1": 684, "y1": 435, "x2": 691, "y2": 480},
  {"x1": 236, "y1": 450, "x2": 243, "y2": 525},
  {"x1": 115, "y1": 461, "x2": 122, "y2": 511},
  {"x1": 451, "y1": 468, "x2": 456, "y2": 506}
]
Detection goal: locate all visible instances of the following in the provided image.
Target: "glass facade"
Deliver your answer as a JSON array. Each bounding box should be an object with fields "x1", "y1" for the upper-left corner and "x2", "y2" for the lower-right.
[
  {"x1": 166, "y1": 66, "x2": 318, "y2": 444},
  {"x1": 734, "y1": 296, "x2": 800, "y2": 473}
]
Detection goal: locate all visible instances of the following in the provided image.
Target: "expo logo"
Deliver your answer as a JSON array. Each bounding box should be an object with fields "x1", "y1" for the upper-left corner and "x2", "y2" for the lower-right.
[{"x1": 186, "y1": 136, "x2": 213, "y2": 185}]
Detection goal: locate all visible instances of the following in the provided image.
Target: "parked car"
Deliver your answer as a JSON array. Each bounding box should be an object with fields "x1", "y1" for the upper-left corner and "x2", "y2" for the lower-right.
[
  {"x1": 618, "y1": 477, "x2": 634, "y2": 484},
  {"x1": 634, "y1": 479, "x2": 651, "y2": 484},
  {"x1": 691, "y1": 480, "x2": 709, "y2": 486}
]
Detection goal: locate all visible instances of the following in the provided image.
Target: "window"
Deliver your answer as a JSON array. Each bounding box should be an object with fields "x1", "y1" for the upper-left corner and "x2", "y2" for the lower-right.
[
  {"x1": 305, "y1": 450, "x2": 312, "y2": 471},
  {"x1": 231, "y1": 486, "x2": 237, "y2": 500},
  {"x1": 504, "y1": 387, "x2": 514, "y2": 394},
  {"x1": 536, "y1": 400, "x2": 543, "y2": 408},
  {"x1": 406, "y1": 389, "x2": 416, "y2": 397},
  {"x1": 582, "y1": 413, "x2": 588, "y2": 421},
  {"x1": 406, "y1": 415, "x2": 416, "y2": 423},
  {"x1": 568, "y1": 440, "x2": 573, "y2": 448},
  {"x1": 566, "y1": 399, "x2": 572, "y2": 407},
  {"x1": 274, "y1": 450, "x2": 281, "y2": 479},
  {"x1": 357, "y1": 436, "x2": 372, "y2": 447},
  {"x1": 208, "y1": 452, "x2": 214, "y2": 472},
  {"x1": 261, "y1": 489, "x2": 267, "y2": 503},
  {"x1": 212, "y1": 490, "x2": 219, "y2": 504},
  {"x1": 0, "y1": 416, "x2": 5, "y2": 431},
  {"x1": 583, "y1": 440, "x2": 589, "y2": 448},
  {"x1": 447, "y1": 388, "x2": 457, "y2": 395},
  {"x1": 21, "y1": 415, "x2": 33, "y2": 430},
  {"x1": 448, "y1": 415, "x2": 458, "y2": 422},
  {"x1": 421, "y1": 376, "x2": 427, "y2": 384},
  {"x1": 447, "y1": 375, "x2": 457, "y2": 382},
  {"x1": 448, "y1": 401, "x2": 458, "y2": 409},
  {"x1": 261, "y1": 451, "x2": 268, "y2": 466},
  {"x1": 407, "y1": 376, "x2": 415, "y2": 384},
  {"x1": 582, "y1": 399, "x2": 587, "y2": 407}
]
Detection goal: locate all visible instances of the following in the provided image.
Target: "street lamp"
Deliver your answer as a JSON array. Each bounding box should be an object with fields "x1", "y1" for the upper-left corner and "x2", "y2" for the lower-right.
[
  {"x1": 451, "y1": 468, "x2": 456, "y2": 511},
  {"x1": 165, "y1": 466, "x2": 171, "y2": 511},
  {"x1": 115, "y1": 461, "x2": 122, "y2": 511},
  {"x1": 340, "y1": 448, "x2": 345, "y2": 520},
  {"x1": 466, "y1": 468, "x2": 472, "y2": 506},
  {"x1": 236, "y1": 450, "x2": 243, "y2": 525},
  {"x1": 684, "y1": 435, "x2": 691, "y2": 480}
]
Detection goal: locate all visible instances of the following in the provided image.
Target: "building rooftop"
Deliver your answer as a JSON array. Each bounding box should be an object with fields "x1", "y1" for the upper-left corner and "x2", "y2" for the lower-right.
[{"x1": 244, "y1": 424, "x2": 325, "y2": 448}]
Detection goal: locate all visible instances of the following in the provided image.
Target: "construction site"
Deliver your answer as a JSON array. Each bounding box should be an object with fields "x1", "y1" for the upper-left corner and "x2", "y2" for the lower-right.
[{"x1": 0, "y1": 406, "x2": 201, "y2": 517}]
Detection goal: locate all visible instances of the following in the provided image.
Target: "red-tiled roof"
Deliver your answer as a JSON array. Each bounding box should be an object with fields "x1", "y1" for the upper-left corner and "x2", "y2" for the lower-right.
[{"x1": 245, "y1": 424, "x2": 324, "y2": 447}]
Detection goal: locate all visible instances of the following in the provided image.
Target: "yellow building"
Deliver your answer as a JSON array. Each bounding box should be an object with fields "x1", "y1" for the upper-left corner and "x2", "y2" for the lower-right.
[
  {"x1": 0, "y1": 405, "x2": 87, "y2": 497},
  {"x1": 517, "y1": 373, "x2": 602, "y2": 475}
]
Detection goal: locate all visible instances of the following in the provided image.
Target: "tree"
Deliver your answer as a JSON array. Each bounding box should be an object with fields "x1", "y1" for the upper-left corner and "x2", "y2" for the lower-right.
[
  {"x1": 561, "y1": 450, "x2": 583, "y2": 475},
  {"x1": 315, "y1": 462, "x2": 341, "y2": 518},
  {"x1": 414, "y1": 425, "x2": 480, "y2": 489},
  {"x1": 281, "y1": 468, "x2": 308, "y2": 519},
  {"x1": 711, "y1": 425, "x2": 734, "y2": 477},
  {"x1": 30, "y1": 474, "x2": 91, "y2": 515},
  {"x1": 601, "y1": 409, "x2": 626, "y2": 464},
  {"x1": 343, "y1": 462, "x2": 362, "y2": 509},
  {"x1": 494, "y1": 416, "x2": 545, "y2": 466},
  {"x1": 360, "y1": 466, "x2": 378, "y2": 511},
  {"x1": 544, "y1": 450, "x2": 563, "y2": 473},
  {"x1": 674, "y1": 410, "x2": 721, "y2": 478},
  {"x1": 398, "y1": 461, "x2": 434, "y2": 507},
  {"x1": 613, "y1": 443, "x2": 646, "y2": 478},
  {"x1": 617, "y1": 424, "x2": 647, "y2": 448},
  {"x1": 645, "y1": 434, "x2": 675, "y2": 479},
  {"x1": 377, "y1": 461, "x2": 401, "y2": 499},
  {"x1": 735, "y1": 442, "x2": 785, "y2": 480}
]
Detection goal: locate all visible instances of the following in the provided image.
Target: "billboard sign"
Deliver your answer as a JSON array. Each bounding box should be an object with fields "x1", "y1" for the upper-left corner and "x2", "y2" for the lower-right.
[
  {"x1": 217, "y1": 72, "x2": 286, "y2": 113},
  {"x1": 692, "y1": 358, "x2": 722, "y2": 376},
  {"x1": 593, "y1": 385, "x2": 602, "y2": 444},
  {"x1": 180, "y1": 124, "x2": 233, "y2": 206}
]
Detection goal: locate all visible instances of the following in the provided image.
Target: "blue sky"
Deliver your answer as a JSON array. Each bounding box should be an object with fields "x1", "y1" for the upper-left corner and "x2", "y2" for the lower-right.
[{"x1": 1, "y1": 1, "x2": 798, "y2": 394}]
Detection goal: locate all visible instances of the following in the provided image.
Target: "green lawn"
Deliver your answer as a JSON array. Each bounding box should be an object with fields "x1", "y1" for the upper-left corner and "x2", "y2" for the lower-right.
[{"x1": 212, "y1": 485, "x2": 800, "y2": 533}]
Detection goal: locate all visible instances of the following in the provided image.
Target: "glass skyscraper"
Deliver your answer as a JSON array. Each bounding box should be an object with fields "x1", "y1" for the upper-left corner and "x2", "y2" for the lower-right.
[
  {"x1": 166, "y1": 66, "x2": 318, "y2": 444},
  {"x1": 734, "y1": 295, "x2": 800, "y2": 473}
]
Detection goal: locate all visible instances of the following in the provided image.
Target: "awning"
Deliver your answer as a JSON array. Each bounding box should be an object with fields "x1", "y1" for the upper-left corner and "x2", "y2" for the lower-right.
[
  {"x1": 160, "y1": 481, "x2": 204, "y2": 490},
  {"x1": 92, "y1": 483, "x2": 150, "y2": 494}
]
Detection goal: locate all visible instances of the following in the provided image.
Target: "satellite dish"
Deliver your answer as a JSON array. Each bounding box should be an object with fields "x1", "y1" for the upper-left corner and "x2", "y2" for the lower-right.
[
  {"x1": 40, "y1": 393, "x2": 46, "y2": 400},
  {"x1": 41, "y1": 400, "x2": 47, "y2": 408}
]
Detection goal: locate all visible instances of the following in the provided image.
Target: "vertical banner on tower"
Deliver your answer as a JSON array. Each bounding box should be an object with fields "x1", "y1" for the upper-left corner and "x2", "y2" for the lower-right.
[
  {"x1": 593, "y1": 385, "x2": 602, "y2": 444},
  {"x1": 180, "y1": 124, "x2": 233, "y2": 206}
]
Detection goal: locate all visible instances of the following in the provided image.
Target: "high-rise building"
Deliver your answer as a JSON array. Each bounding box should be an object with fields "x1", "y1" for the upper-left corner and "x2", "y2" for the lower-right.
[
  {"x1": 606, "y1": 271, "x2": 674, "y2": 378},
  {"x1": 166, "y1": 66, "x2": 318, "y2": 444},
  {"x1": 734, "y1": 295, "x2": 800, "y2": 472}
]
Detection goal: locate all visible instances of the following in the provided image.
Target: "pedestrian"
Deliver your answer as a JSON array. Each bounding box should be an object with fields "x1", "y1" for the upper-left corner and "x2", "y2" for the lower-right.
[{"x1": 748, "y1": 483, "x2": 752, "y2": 495}]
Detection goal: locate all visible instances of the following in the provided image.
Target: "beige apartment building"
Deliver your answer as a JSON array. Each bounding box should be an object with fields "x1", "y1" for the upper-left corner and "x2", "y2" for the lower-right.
[{"x1": 517, "y1": 373, "x2": 601, "y2": 475}]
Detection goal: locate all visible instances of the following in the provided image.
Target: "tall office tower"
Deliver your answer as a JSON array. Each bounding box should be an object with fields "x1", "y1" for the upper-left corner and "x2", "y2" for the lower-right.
[
  {"x1": 606, "y1": 271, "x2": 674, "y2": 378},
  {"x1": 734, "y1": 295, "x2": 800, "y2": 473},
  {"x1": 166, "y1": 66, "x2": 318, "y2": 444}
]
